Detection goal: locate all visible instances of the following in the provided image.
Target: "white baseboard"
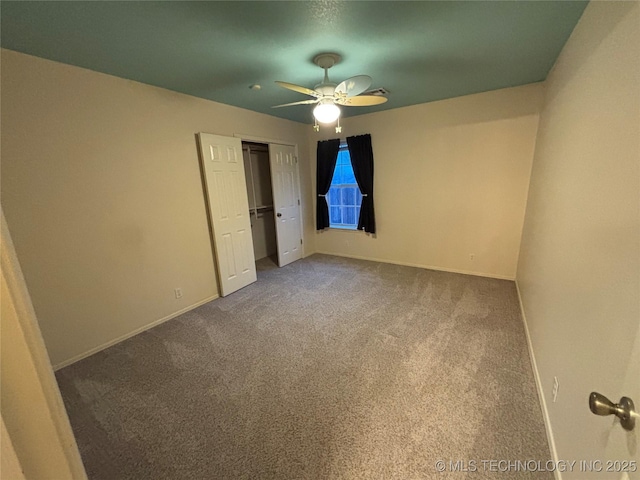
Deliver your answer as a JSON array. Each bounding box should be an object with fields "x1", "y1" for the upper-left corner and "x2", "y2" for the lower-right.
[
  {"x1": 314, "y1": 251, "x2": 515, "y2": 280},
  {"x1": 53, "y1": 294, "x2": 218, "y2": 371},
  {"x1": 515, "y1": 280, "x2": 561, "y2": 480}
]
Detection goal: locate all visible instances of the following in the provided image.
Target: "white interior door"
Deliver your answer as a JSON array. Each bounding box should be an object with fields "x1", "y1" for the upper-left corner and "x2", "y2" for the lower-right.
[
  {"x1": 198, "y1": 133, "x2": 257, "y2": 296},
  {"x1": 602, "y1": 331, "x2": 639, "y2": 480},
  {"x1": 269, "y1": 143, "x2": 302, "y2": 267}
]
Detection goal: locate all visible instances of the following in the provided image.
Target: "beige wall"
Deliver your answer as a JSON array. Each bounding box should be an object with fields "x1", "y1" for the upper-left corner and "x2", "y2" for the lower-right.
[
  {"x1": 311, "y1": 83, "x2": 543, "y2": 280},
  {"x1": 1, "y1": 416, "x2": 26, "y2": 480},
  {"x1": 1, "y1": 49, "x2": 314, "y2": 368},
  {"x1": 517, "y1": 1, "x2": 639, "y2": 477},
  {"x1": 1, "y1": 211, "x2": 86, "y2": 479}
]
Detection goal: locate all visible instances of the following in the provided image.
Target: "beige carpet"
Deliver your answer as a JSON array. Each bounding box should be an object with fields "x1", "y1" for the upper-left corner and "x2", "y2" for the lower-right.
[{"x1": 56, "y1": 254, "x2": 552, "y2": 479}]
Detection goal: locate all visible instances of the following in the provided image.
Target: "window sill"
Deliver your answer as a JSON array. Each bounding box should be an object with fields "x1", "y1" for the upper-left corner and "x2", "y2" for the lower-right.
[{"x1": 329, "y1": 225, "x2": 360, "y2": 231}]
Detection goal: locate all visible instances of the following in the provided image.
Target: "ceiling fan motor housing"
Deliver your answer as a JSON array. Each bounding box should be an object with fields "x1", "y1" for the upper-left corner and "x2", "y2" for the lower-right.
[{"x1": 315, "y1": 83, "x2": 337, "y2": 96}]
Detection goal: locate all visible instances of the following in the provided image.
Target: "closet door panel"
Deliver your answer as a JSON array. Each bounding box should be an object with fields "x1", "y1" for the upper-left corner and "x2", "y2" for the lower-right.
[
  {"x1": 198, "y1": 133, "x2": 257, "y2": 296},
  {"x1": 269, "y1": 143, "x2": 303, "y2": 267}
]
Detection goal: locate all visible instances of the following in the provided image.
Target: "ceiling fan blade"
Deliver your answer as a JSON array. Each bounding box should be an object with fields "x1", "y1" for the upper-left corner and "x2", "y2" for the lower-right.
[
  {"x1": 275, "y1": 81, "x2": 321, "y2": 98},
  {"x1": 272, "y1": 99, "x2": 319, "y2": 108},
  {"x1": 337, "y1": 95, "x2": 388, "y2": 106},
  {"x1": 335, "y1": 75, "x2": 372, "y2": 97}
]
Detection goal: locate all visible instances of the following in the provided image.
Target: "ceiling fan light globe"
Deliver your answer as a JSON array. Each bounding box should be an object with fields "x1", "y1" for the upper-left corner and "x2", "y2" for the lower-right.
[{"x1": 313, "y1": 103, "x2": 340, "y2": 124}]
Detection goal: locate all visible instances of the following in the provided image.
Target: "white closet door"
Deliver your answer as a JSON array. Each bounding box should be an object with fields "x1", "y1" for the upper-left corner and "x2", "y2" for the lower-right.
[
  {"x1": 269, "y1": 143, "x2": 302, "y2": 267},
  {"x1": 198, "y1": 133, "x2": 257, "y2": 296}
]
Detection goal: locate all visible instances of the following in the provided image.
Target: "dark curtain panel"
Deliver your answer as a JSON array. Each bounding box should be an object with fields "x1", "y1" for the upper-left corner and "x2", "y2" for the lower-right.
[
  {"x1": 346, "y1": 134, "x2": 376, "y2": 233},
  {"x1": 316, "y1": 138, "x2": 341, "y2": 230}
]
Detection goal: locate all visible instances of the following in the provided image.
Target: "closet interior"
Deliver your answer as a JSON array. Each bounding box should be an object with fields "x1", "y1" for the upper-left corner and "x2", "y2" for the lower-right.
[{"x1": 242, "y1": 142, "x2": 277, "y2": 261}]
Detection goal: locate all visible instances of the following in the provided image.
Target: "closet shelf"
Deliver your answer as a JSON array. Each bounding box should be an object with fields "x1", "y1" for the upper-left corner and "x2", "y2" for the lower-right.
[{"x1": 250, "y1": 205, "x2": 274, "y2": 214}]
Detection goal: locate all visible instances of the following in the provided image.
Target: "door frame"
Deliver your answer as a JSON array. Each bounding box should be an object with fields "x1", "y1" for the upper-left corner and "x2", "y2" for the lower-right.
[
  {"x1": 234, "y1": 134, "x2": 305, "y2": 260},
  {"x1": 1, "y1": 210, "x2": 87, "y2": 479}
]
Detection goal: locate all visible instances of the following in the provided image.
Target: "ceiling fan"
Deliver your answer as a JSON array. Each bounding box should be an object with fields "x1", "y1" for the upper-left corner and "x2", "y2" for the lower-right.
[{"x1": 273, "y1": 53, "x2": 388, "y2": 127}]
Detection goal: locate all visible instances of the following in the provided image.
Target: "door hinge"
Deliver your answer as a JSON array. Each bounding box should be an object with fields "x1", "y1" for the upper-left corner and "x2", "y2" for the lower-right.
[
  {"x1": 294, "y1": 156, "x2": 298, "y2": 164},
  {"x1": 300, "y1": 239, "x2": 303, "y2": 245},
  {"x1": 297, "y1": 199, "x2": 300, "y2": 205}
]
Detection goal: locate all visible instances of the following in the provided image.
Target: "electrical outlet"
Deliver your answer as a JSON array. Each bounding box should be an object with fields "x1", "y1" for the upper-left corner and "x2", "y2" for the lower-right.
[
  {"x1": 552, "y1": 376, "x2": 559, "y2": 403},
  {"x1": 174, "y1": 288, "x2": 183, "y2": 299},
  {"x1": 470, "y1": 254, "x2": 475, "y2": 261}
]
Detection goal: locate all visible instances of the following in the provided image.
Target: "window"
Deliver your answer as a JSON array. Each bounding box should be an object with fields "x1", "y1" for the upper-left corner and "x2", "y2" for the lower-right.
[{"x1": 328, "y1": 147, "x2": 362, "y2": 229}]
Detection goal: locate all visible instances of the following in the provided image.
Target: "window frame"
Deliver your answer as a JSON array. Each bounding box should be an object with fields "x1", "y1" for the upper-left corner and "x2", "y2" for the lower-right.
[{"x1": 328, "y1": 145, "x2": 362, "y2": 231}]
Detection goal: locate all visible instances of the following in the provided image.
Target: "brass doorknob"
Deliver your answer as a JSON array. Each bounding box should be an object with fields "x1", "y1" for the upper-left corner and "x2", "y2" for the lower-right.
[{"x1": 589, "y1": 392, "x2": 636, "y2": 431}]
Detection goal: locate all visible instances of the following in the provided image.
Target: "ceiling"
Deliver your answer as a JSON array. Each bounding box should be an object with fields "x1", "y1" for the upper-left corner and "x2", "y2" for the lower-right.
[{"x1": 1, "y1": 1, "x2": 588, "y2": 124}]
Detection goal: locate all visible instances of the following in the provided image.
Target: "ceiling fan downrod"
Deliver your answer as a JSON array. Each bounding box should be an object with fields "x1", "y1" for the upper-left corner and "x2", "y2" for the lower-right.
[{"x1": 313, "y1": 53, "x2": 341, "y2": 94}]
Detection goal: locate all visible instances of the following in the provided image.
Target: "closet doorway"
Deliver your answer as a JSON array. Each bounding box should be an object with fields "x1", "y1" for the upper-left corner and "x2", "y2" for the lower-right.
[
  {"x1": 242, "y1": 141, "x2": 303, "y2": 268},
  {"x1": 242, "y1": 143, "x2": 277, "y2": 263},
  {"x1": 197, "y1": 133, "x2": 303, "y2": 297}
]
